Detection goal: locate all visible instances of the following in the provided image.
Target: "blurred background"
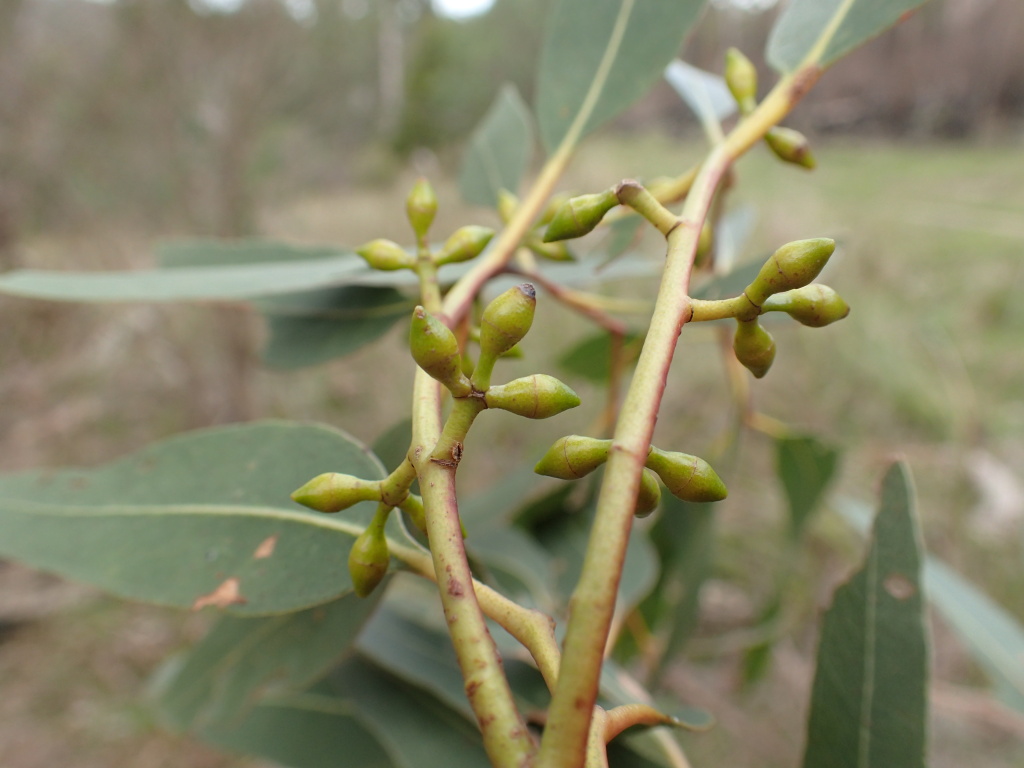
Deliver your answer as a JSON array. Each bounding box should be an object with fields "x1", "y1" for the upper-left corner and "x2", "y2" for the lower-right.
[{"x1": 0, "y1": 0, "x2": 1022, "y2": 766}]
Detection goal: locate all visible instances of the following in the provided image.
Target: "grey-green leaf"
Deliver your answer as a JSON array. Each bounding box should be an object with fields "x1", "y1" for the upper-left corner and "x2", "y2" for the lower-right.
[
  {"x1": 157, "y1": 590, "x2": 384, "y2": 731},
  {"x1": 802, "y1": 462, "x2": 928, "y2": 768},
  {"x1": 0, "y1": 422, "x2": 396, "y2": 615},
  {"x1": 158, "y1": 240, "x2": 344, "y2": 269},
  {"x1": 535, "y1": 0, "x2": 706, "y2": 153},
  {"x1": 557, "y1": 331, "x2": 643, "y2": 384},
  {"x1": 768, "y1": 0, "x2": 933, "y2": 73},
  {"x1": 459, "y1": 84, "x2": 534, "y2": 208},
  {"x1": 776, "y1": 434, "x2": 840, "y2": 536}
]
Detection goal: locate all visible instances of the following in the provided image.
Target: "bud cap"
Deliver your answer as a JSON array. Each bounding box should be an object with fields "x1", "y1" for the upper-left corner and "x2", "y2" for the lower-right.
[
  {"x1": 645, "y1": 448, "x2": 728, "y2": 503},
  {"x1": 348, "y1": 526, "x2": 389, "y2": 598},
  {"x1": 634, "y1": 469, "x2": 662, "y2": 518},
  {"x1": 485, "y1": 374, "x2": 581, "y2": 419},
  {"x1": 436, "y1": 225, "x2": 495, "y2": 266},
  {"x1": 764, "y1": 284, "x2": 850, "y2": 327},
  {"x1": 291, "y1": 473, "x2": 381, "y2": 513},
  {"x1": 733, "y1": 319, "x2": 776, "y2": 379},
  {"x1": 356, "y1": 239, "x2": 415, "y2": 271},
  {"x1": 534, "y1": 435, "x2": 612, "y2": 480},
  {"x1": 765, "y1": 126, "x2": 815, "y2": 169},
  {"x1": 542, "y1": 189, "x2": 618, "y2": 242},
  {"x1": 409, "y1": 306, "x2": 472, "y2": 396},
  {"x1": 725, "y1": 47, "x2": 758, "y2": 113},
  {"x1": 748, "y1": 237, "x2": 836, "y2": 304},
  {"x1": 406, "y1": 177, "x2": 438, "y2": 240},
  {"x1": 478, "y1": 284, "x2": 537, "y2": 360}
]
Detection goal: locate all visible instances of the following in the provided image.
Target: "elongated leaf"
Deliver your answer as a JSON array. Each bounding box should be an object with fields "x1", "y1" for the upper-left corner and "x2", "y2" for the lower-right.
[
  {"x1": 536, "y1": 0, "x2": 706, "y2": 153},
  {"x1": 558, "y1": 331, "x2": 643, "y2": 384},
  {"x1": 663, "y1": 59, "x2": 736, "y2": 134},
  {"x1": 460, "y1": 84, "x2": 534, "y2": 208},
  {"x1": 802, "y1": 462, "x2": 928, "y2": 768},
  {"x1": 0, "y1": 422, "x2": 400, "y2": 615},
  {"x1": 776, "y1": 434, "x2": 840, "y2": 536},
  {"x1": 158, "y1": 240, "x2": 344, "y2": 269},
  {"x1": 157, "y1": 590, "x2": 384, "y2": 731},
  {"x1": 768, "y1": 0, "x2": 933, "y2": 73},
  {"x1": 258, "y1": 286, "x2": 412, "y2": 369}
]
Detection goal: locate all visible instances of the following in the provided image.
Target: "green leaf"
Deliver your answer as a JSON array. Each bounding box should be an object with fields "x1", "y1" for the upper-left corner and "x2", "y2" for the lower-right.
[
  {"x1": 459, "y1": 84, "x2": 535, "y2": 208},
  {"x1": 156, "y1": 590, "x2": 384, "y2": 731},
  {"x1": 257, "y1": 286, "x2": 412, "y2": 369},
  {"x1": 663, "y1": 59, "x2": 736, "y2": 138},
  {"x1": 768, "y1": 0, "x2": 933, "y2": 73},
  {"x1": 0, "y1": 422, "x2": 400, "y2": 615},
  {"x1": 802, "y1": 462, "x2": 928, "y2": 768},
  {"x1": 775, "y1": 434, "x2": 840, "y2": 535},
  {"x1": 690, "y1": 258, "x2": 762, "y2": 301},
  {"x1": 558, "y1": 331, "x2": 643, "y2": 384},
  {"x1": 601, "y1": 214, "x2": 645, "y2": 264},
  {"x1": 535, "y1": 0, "x2": 706, "y2": 153},
  {"x1": 158, "y1": 239, "x2": 344, "y2": 268}
]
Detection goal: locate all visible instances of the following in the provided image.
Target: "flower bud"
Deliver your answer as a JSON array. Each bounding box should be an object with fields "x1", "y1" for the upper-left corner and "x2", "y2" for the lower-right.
[
  {"x1": 435, "y1": 225, "x2": 495, "y2": 266},
  {"x1": 645, "y1": 448, "x2": 728, "y2": 503},
  {"x1": 406, "y1": 177, "x2": 438, "y2": 241},
  {"x1": 747, "y1": 238, "x2": 835, "y2": 304},
  {"x1": 348, "y1": 526, "x2": 389, "y2": 598},
  {"x1": 356, "y1": 239, "x2": 415, "y2": 271},
  {"x1": 542, "y1": 189, "x2": 618, "y2": 242},
  {"x1": 497, "y1": 189, "x2": 519, "y2": 224},
  {"x1": 409, "y1": 306, "x2": 472, "y2": 397},
  {"x1": 538, "y1": 193, "x2": 571, "y2": 227},
  {"x1": 725, "y1": 47, "x2": 758, "y2": 113},
  {"x1": 694, "y1": 221, "x2": 714, "y2": 267},
  {"x1": 485, "y1": 374, "x2": 581, "y2": 419},
  {"x1": 763, "y1": 284, "x2": 850, "y2": 327},
  {"x1": 528, "y1": 238, "x2": 574, "y2": 262},
  {"x1": 733, "y1": 319, "x2": 776, "y2": 378},
  {"x1": 291, "y1": 472, "x2": 381, "y2": 513},
  {"x1": 634, "y1": 469, "x2": 662, "y2": 518},
  {"x1": 479, "y1": 284, "x2": 536, "y2": 360},
  {"x1": 399, "y1": 494, "x2": 426, "y2": 535},
  {"x1": 534, "y1": 435, "x2": 612, "y2": 480},
  {"x1": 764, "y1": 126, "x2": 815, "y2": 169}
]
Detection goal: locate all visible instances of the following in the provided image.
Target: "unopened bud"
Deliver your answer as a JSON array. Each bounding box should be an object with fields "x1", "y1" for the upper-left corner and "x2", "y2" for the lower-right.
[
  {"x1": 534, "y1": 435, "x2": 612, "y2": 480},
  {"x1": 356, "y1": 239, "x2": 415, "y2": 271},
  {"x1": 479, "y1": 284, "x2": 536, "y2": 360},
  {"x1": 409, "y1": 306, "x2": 472, "y2": 396},
  {"x1": 485, "y1": 374, "x2": 580, "y2": 419},
  {"x1": 747, "y1": 238, "x2": 836, "y2": 305},
  {"x1": 529, "y1": 238, "x2": 574, "y2": 262},
  {"x1": 399, "y1": 494, "x2": 426, "y2": 535},
  {"x1": 765, "y1": 126, "x2": 815, "y2": 169},
  {"x1": 733, "y1": 319, "x2": 776, "y2": 378},
  {"x1": 634, "y1": 469, "x2": 662, "y2": 518},
  {"x1": 291, "y1": 473, "x2": 381, "y2": 513},
  {"x1": 436, "y1": 225, "x2": 495, "y2": 266},
  {"x1": 645, "y1": 448, "x2": 728, "y2": 503},
  {"x1": 542, "y1": 189, "x2": 618, "y2": 242},
  {"x1": 348, "y1": 526, "x2": 389, "y2": 598},
  {"x1": 763, "y1": 284, "x2": 850, "y2": 327},
  {"x1": 497, "y1": 189, "x2": 519, "y2": 224},
  {"x1": 725, "y1": 47, "x2": 758, "y2": 113},
  {"x1": 695, "y1": 221, "x2": 714, "y2": 267},
  {"x1": 538, "y1": 193, "x2": 571, "y2": 227},
  {"x1": 406, "y1": 177, "x2": 438, "y2": 241}
]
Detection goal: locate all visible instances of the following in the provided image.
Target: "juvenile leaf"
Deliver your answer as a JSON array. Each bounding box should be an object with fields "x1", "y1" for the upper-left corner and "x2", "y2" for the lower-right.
[
  {"x1": 536, "y1": 0, "x2": 706, "y2": 153},
  {"x1": 558, "y1": 331, "x2": 643, "y2": 383},
  {"x1": 158, "y1": 240, "x2": 343, "y2": 269},
  {"x1": 257, "y1": 286, "x2": 412, "y2": 369},
  {"x1": 663, "y1": 59, "x2": 737, "y2": 132},
  {"x1": 459, "y1": 84, "x2": 534, "y2": 208},
  {"x1": 0, "y1": 422, "x2": 400, "y2": 615},
  {"x1": 776, "y1": 434, "x2": 840, "y2": 535},
  {"x1": 802, "y1": 462, "x2": 928, "y2": 768},
  {"x1": 768, "y1": 0, "x2": 933, "y2": 73},
  {"x1": 157, "y1": 590, "x2": 384, "y2": 731}
]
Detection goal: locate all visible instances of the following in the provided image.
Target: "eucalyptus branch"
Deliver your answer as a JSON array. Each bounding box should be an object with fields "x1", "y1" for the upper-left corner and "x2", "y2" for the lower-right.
[{"x1": 535, "y1": 65, "x2": 821, "y2": 768}]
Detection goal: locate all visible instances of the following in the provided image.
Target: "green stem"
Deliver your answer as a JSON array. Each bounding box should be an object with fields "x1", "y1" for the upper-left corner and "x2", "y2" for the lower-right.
[
  {"x1": 688, "y1": 294, "x2": 759, "y2": 323},
  {"x1": 535, "y1": 67, "x2": 818, "y2": 768}
]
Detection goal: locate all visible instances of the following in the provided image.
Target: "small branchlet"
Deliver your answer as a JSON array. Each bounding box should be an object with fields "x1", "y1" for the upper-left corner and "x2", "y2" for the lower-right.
[
  {"x1": 291, "y1": 472, "x2": 381, "y2": 513},
  {"x1": 356, "y1": 239, "x2": 415, "y2": 271},
  {"x1": 644, "y1": 448, "x2": 728, "y2": 503},
  {"x1": 533, "y1": 435, "x2": 612, "y2": 480},
  {"x1": 733, "y1": 318, "x2": 777, "y2": 378},
  {"x1": 765, "y1": 126, "x2": 816, "y2": 169},
  {"x1": 542, "y1": 189, "x2": 618, "y2": 242},
  {"x1": 747, "y1": 237, "x2": 836, "y2": 305},
  {"x1": 763, "y1": 283, "x2": 850, "y2": 327},
  {"x1": 485, "y1": 374, "x2": 580, "y2": 419},
  {"x1": 725, "y1": 47, "x2": 758, "y2": 114},
  {"x1": 409, "y1": 306, "x2": 473, "y2": 397},
  {"x1": 634, "y1": 469, "x2": 662, "y2": 518},
  {"x1": 436, "y1": 225, "x2": 495, "y2": 266},
  {"x1": 406, "y1": 177, "x2": 438, "y2": 242}
]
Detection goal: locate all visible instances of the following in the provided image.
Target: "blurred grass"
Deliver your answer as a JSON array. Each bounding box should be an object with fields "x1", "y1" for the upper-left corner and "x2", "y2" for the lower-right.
[{"x1": 1, "y1": 135, "x2": 1022, "y2": 767}]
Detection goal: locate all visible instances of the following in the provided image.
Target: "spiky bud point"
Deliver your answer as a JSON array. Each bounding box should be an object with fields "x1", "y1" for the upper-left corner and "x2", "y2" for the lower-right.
[
  {"x1": 747, "y1": 238, "x2": 836, "y2": 305},
  {"x1": 765, "y1": 126, "x2": 815, "y2": 169},
  {"x1": 409, "y1": 306, "x2": 472, "y2": 397},
  {"x1": 435, "y1": 225, "x2": 495, "y2": 266},
  {"x1": 725, "y1": 47, "x2": 758, "y2": 113},
  {"x1": 763, "y1": 284, "x2": 850, "y2": 327},
  {"x1": 529, "y1": 239, "x2": 574, "y2": 262},
  {"x1": 634, "y1": 469, "x2": 662, "y2": 518},
  {"x1": 356, "y1": 239, "x2": 415, "y2": 271},
  {"x1": 534, "y1": 435, "x2": 612, "y2": 480},
  {"x1": 479, "y1": 284, "x2": 537, "y2": 360},
  {"x1": 645, "y1": 448, "x2": 728, "y2": 503},
  {"x1": 348, "y1": 526, "x2": 389, "y2": 598},
  {"x1": 733, "y1": 319, "x2": 776, "y2": 378},
  {"x1": 291, "y1": 472, "x2": 381, "y2": 513},
  {"x1": 406, "y1": 177, "x2": 438, "y2": 241},
  {"x1": 485, "y1": 374, "x2": 580, "y2": 419},
  {"x1": 542, "y1": 189, "x2": 618, "y2": 242}
]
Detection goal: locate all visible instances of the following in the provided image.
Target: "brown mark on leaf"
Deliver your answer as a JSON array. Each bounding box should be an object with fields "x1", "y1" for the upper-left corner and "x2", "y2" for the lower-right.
[
  {"x1": 253, "y1": 534, "x2": 279, "y2": 559},
  {"x1": 192, "y1": 577, "x2": 247, "y2": 610},
  {"x1": 883, "y1": 573, "x2": 916, "y2": 600}
]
